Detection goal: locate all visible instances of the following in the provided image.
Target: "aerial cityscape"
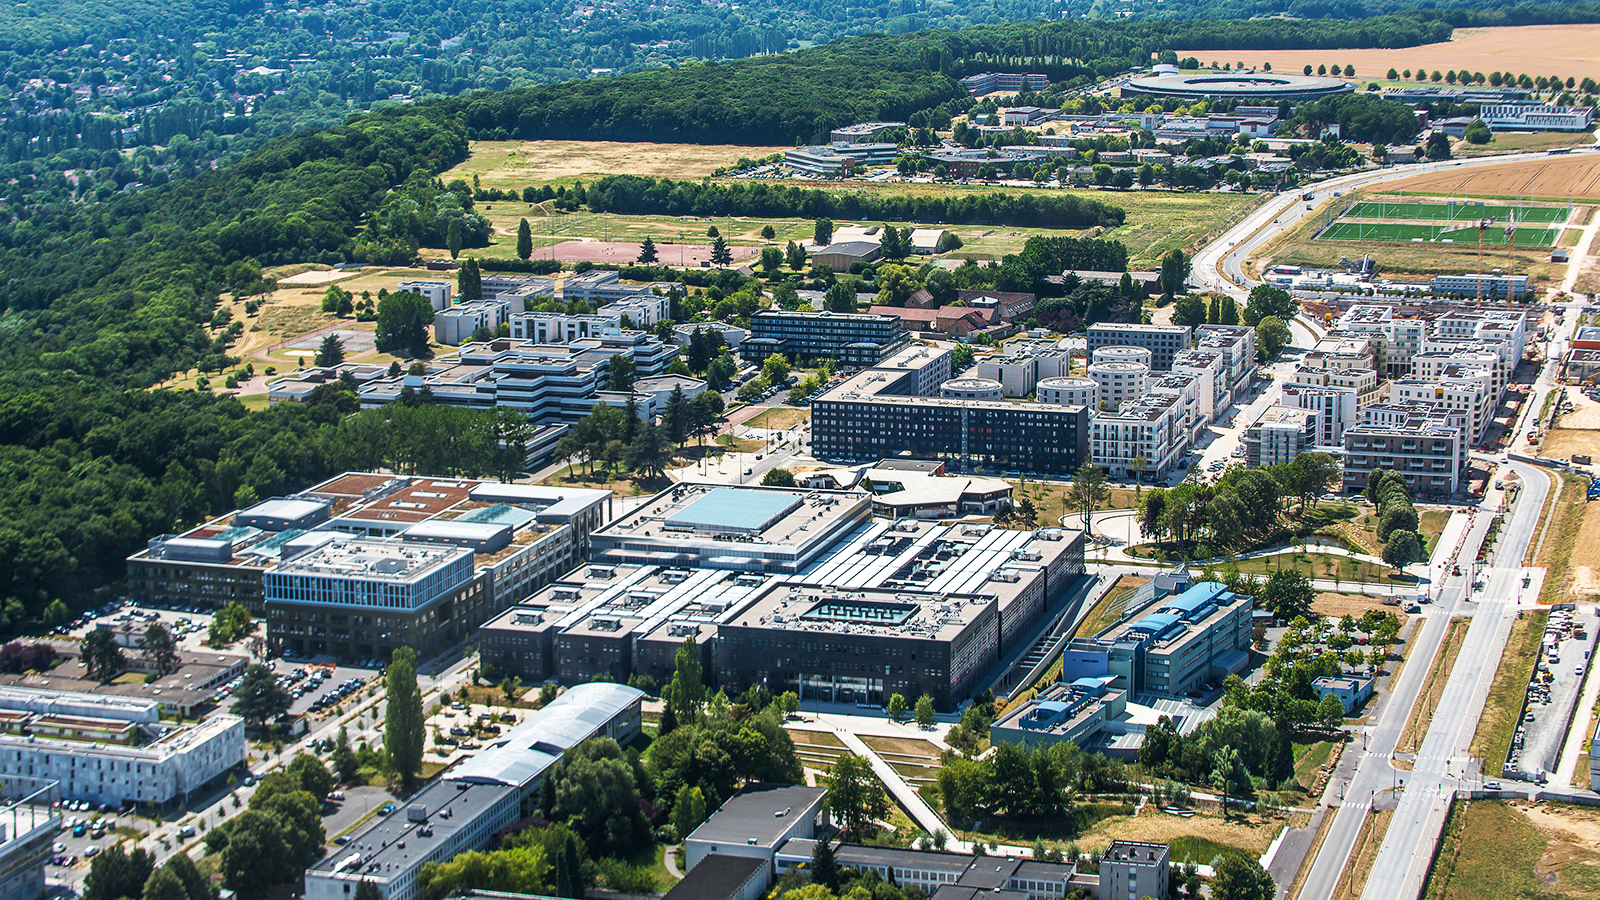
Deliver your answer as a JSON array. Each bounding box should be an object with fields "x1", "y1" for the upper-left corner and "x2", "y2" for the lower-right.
[{"x1": 4, "y1": 4, "x2": 1600, "y2": 900}]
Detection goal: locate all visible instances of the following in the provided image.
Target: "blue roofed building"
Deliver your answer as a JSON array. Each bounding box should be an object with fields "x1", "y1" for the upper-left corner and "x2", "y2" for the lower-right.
[{"x1": 1061, "y1": 581, "x2": 1253, "y2": 698}]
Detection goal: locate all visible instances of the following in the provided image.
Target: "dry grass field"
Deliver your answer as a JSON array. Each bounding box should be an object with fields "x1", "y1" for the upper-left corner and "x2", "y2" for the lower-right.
[
  {"x1": 1423, "y1": 800, "x2": 1600, "y2": 900},
  {"x1": 451, "y1": 140, "x2": 786, "y2": 190},
  {"x1": 1393, "y1": 155, "x2": 1600, "y2": 203},
  {"x1": 1181, "y1": 25, "x2": 1600, "y2": 85}
]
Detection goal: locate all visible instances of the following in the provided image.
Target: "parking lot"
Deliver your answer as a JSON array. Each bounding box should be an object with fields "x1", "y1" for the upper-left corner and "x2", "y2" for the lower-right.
[{"x1": 1506, "y1": 606, "x2": 1597, "y2": 781}]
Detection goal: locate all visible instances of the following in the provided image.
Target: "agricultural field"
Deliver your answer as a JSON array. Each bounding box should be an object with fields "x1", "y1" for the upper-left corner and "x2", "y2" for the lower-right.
[
  {"x1": 1178, "y1": 24, "x2": 1600, "y2": 87},
  {"x1": 1391, "y1": 153, "x2": 1600, "y2": 203},
  {"x1": 451, "y1": 140, "x2": 787, "y2": 191},
  {"x1": 1451, "y1": 132, "x2": 1597, "y2": 158}
]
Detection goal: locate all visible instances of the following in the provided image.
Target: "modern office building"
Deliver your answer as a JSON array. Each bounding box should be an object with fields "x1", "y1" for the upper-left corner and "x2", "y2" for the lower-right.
[
  {"x1": 559, "y1": 271, "x2": 673, "y2": 309},
  {"x1": 129, "y1": 473, "x2": 608, "y2": 658},
  {"x1": 988, "y1": 678, "x2": 1132, "y2": 752},
  {"x1": 1429, "y1": 273, "x2": 1530, "y2": 299},
  {"x1": 959, "y1": 72, "x2": 1050, "y2": 94},
  {"x1": 685, "y1": 783, "x2": 826, "y2": 876},
  {"x1": 830, "y1": 122, "x2": 906, "y2": 143},
  {"x1": 1101, "y1": 841, "x2": 1171, "y2": 900},
  {"x1": 1086, "y1": 323, "x2": 1192, "y2": 371},
  {"x1": 1480, "y1": 104, "x2": 1594, "y2": 132},
  {"x1": 435, "y1": 300, "x2": 511, "y2": 346},
  {"x1": 0, "y1": 687, "x2": 243, "y2": 806},
  {"x1": 0, "y1": 781, "x2": 59, "y2": 900},
  {"x1": 480, "y1": 485, "x2": 1086, "y2": 709},
  {"x1": 304, "y1": 683, "x2": 642, "y2": 900},
  {"x1": 508, "y1": 311, "x2": 622, "y2": 344},
  {"x1": 812, "y1": 349, "x2": 1089, "y2": 475},
  {"x1": 351, "y1": 333, "x2": 678, "y2": 424},
  {"x1": 785, "y1": 143, "x2": 898, "y2": 176},
  {"x1": 1062, "y1": 581, "x2": 1253, "y2": 698},
  {"x1": 744, "y1": 310, "x2": 908, "y2": 366}
]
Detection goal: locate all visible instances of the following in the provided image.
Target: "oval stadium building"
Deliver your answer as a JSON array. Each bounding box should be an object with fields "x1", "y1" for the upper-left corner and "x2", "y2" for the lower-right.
[{"x1": 1124, "y1": 72, "x2": 1355, "y2": 102}]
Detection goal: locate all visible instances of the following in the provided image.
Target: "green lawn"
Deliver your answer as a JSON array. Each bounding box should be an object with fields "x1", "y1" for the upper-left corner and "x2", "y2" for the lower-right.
[{"x1": 1343, "y1": 201, "x2": 1570, "y2": 223}]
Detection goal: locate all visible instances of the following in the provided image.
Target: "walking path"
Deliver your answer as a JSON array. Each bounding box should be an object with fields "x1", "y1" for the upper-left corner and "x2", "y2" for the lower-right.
[{"x1": 829, "y1": 725, "x2": 969, "y2": 851}]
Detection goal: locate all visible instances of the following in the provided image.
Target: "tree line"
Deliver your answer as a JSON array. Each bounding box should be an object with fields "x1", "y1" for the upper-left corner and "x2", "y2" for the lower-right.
[{"x1": 585, "y1": 174, "x2": 1126, "y2": 230}]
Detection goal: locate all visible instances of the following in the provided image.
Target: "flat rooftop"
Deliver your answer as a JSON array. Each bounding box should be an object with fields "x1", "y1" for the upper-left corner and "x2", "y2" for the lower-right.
[
  {"x1": 592, "y1": 484, "x2": 869, "y2": 556},
  {"x1": 307, "y1": 779, "x2": 514, "y2": 883},
  {"x1": 665, "y1": 488, "x2": 801, "y2": 534},
  {"x1": 273, "y1": 538, "x2": 470, "y2": 583},
  {"x1": 689, "y1": 783, "x2": 825, "y2": 848}
]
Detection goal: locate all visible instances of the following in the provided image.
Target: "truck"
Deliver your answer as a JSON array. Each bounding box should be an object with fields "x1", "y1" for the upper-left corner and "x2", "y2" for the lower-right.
[{"x1": 1302, "y1": 192, "x2": 1315, "y2": 201}]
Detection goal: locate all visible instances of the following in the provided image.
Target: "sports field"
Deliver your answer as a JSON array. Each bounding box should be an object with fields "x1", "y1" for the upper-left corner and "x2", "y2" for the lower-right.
[
  {"x1": 1343, "y1": 201, "x2": 1570, "y2": 223},
  {"x1": 1319, "y1": 221, "x2": 1560, "y2": 245}
]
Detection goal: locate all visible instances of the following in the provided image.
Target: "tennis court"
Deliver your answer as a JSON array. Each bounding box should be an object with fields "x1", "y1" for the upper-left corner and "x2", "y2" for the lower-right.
[
  {"x1": 1320, "y1": 221, "x2": 1561, "y2": 245},
  {"x1": 1343, "y1": 200, "x2": 1570, "y2": 223}
]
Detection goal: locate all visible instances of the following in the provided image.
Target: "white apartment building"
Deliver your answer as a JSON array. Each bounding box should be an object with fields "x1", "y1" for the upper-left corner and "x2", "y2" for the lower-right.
[
  {"x1": 398, "y1": 281, "x2": 452, "y2": 311},
  {"x1": 560, "y1": 271, "x2": 673, "y2": 309},
  {"x1": 1088, "y1": 360, "x2": 1150, "y2": 411},
  {"x1": 1147, "y1": 373, "x2": 1206, "y2": 443},
  {"x1": 1171, "y1": 348, "x2": 1226, "y2": 424},
  {"x1": 1279, "y1": 382, "x2": 1359, "y2": 446},
  {"x1": 1243, "y1": 406, "x2": 1317, "y2": 467},
  {"x1": 1389, "y1": 366, "x2": 1495, "y2": 444},
  {"x1": 1194, "y1": 324, "x2": 1257, "y2": 394},
  {"x1": 598, "y1": 293, "x2": 672, "y2": 329},
  {"x1": 1092, "y1": 392, "x2": 1186, "y2": 479},
  {"x1": 0, "y1": 688, "x2": 244, "y2": 806}
]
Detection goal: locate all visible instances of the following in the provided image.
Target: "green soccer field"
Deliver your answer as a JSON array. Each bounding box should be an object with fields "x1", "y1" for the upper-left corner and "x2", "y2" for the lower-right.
[
  {"x1": 1343, "y1": 201, "x2": 1570, "y2": 223},
  {"x1": 1320, "y1": 221, "x2": 1560, "y2": 246}
]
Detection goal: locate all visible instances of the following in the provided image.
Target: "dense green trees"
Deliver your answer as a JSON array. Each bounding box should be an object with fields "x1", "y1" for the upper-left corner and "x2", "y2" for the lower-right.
[
  {"x1": 81, "y1": 628, "x2": 125, "y2": 682},
  {"x1": 1137, "y1": 453, "x2": 1341, "y2": 556},
  {"x1": 825, "y1": 755, "x2": 888, "y2": 841},
  {"x1": 586, "y1": 175, "x2": 1124, "y2": 229},
  {"x1": 936, "y1": 739, "x2": 1126, "y2": 827}
]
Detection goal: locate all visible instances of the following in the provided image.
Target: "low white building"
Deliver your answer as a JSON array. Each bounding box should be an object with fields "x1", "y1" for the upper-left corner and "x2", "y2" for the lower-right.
[
  {"x1": 398, "y1": 281, "x2": 452, "y2": 311},
  {"x1": 0, "y1": 687, "x2": 244, "y2": 806},
  {"x1": 435, "y1": 300, "x2": 511, "y2": 346},
  {"x1": 1481, "y1": 104, "x2": 1593, "y2": 132}
]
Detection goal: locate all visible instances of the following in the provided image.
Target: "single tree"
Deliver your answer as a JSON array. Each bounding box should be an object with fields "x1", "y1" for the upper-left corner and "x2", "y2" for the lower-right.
[
  {"x1": 386, "y1": 647, "x2": 425, "y2": 784},
  {"x1": 827, "y1": 754, "x2": 888, "y2": 840},
  {"x1": 446, "y1": 218, "x2": 463, "y2": 259},
  {"x1": 457, "y1": 257, "x2": 482, "y2": 303},
  {"x1": 671, "y1": 784, "x2": 706, "y2": 839},
  {"x1": 375, "y1": 292, "x2": 435, "y2": 358},
  {"x1": 1317, "y1": 692, "x2": 1346, "y2": 729},
  {"x1": 761, "y1": 468, "x2": 796, "y2": 487},
  {"x1": 813, "y1": 218, "x2": 834, "y2": 247},
  {"x1": 1382, "y1": 530, "x2": 1424, "y2": 571},
  {"x1": 886, "y1": 693, "x2": 908, "y2": 721},
  {"x1": 760, "y1": 224, "x2": 776, "y2": 240},
  {"x1": 785, "y1": 240, "x2": 806, "y2": 271},
  {"x1": 637, "y1": 236, "x2": 659, "y2": 264},
  {"x1": 709, "y1": 235, "x2": 733, "y2": 267},
  {"x1": 1067, "y1": 462, "x2": 1111, "y2": 536},
  {"x1": 142, "y1": 622, "x2": 179, "y2": 676},
  {"x1": 81, "y1": 628, "x2": 126, "y2": 682},
  {"x1": 516, "y1": 218, "x2": 533, "y2": 260},
  {"x1": 810, "y1": 837, "x2": 840, "y2": 893},
  {"x1": 232, "y1": 664, "x2": 290, "y2": 724},
  {"x1": 1130, "y1": 453, "x2": 1150, "y2": 497},
  {"x1": 663, "y1": 636, "x2": 707, "y2": 720},
  {"x1": 914, "y1": 693, "x2": 936, "y2": 728},
  {"x1": 315, "y1": 333, "x2": 345, "y2": 367}
]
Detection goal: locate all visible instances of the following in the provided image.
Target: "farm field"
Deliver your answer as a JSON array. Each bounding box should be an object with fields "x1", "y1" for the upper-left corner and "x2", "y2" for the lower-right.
[
  {"x1": 1343, "y1": 201, "x2": 1570, "y2": 223},
  {"x1": 1391, "y1": 153, "x2": 1600, "y2": 202},
  {"x1": 1451, "y1": 132, "x2": 1597, "y2": 158},
  {"x1": 1319, "y1": 221, "x2": 1560, "y2": 246},
  {"x1": 1178, "y1": 24, "x2": 1600, "y2": 86},
  {"x1": 451, "y1": 140, "x2": 786, "y2": 190}
]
